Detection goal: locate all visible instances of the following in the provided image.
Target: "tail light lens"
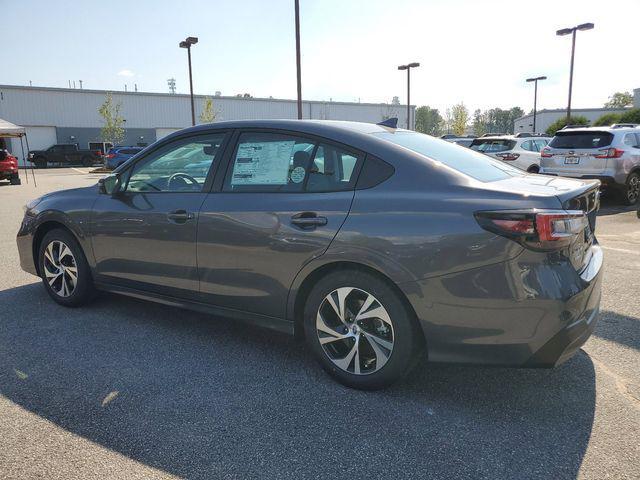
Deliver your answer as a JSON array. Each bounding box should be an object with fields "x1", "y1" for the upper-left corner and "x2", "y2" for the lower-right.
[
  {"x1": 475, "y1": 209, "x2": 587, "y2": 250},
  {"x1": 496, "y1": 152, "x2": 520, "y2": 161},
  {"x1": 595, "y1": 147, "x2": 624, "y2": 159},
  {"x1": 540, "y1": 147, "x2": 552, "y2": 158}
]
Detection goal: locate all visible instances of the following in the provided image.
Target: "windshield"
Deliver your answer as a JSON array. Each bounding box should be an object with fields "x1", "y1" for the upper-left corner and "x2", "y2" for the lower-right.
[
  {"x1": 372, "y1": 131, "x2": 523, "y2": 182},
  {"x1": 549, "y1": 131, "x2": 614, "y2": 149},
  {"x1": 470, "y1": 139, "x2": 516, "y2": 153}
]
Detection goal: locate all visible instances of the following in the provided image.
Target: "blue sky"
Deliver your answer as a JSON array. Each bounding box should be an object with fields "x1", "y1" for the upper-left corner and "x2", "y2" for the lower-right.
[{"x1": 4, "y1": 0, "x2": 639, "y2": 114}]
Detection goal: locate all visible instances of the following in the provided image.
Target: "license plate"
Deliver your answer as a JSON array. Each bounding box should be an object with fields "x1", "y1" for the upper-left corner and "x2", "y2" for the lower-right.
[{"x1": 564, "y1": 156, "x2": 580, "y2": 164}]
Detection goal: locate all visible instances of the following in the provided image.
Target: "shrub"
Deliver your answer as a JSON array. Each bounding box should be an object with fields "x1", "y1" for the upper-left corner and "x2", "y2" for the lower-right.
[
  {"x1": 619, "y1": 108, "x2": 640, "y2": 124},
  {"x1": 545, "y1": 115, "x2": 590, "y2": 135},
  {"x1": 593, "y1": 113, "x2": 622, "y2": 127}
]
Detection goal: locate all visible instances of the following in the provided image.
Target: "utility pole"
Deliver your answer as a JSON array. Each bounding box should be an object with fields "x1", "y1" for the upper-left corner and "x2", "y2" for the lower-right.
[{"x1": 294, "y1": 0, "x2": 303, "y2": 119}]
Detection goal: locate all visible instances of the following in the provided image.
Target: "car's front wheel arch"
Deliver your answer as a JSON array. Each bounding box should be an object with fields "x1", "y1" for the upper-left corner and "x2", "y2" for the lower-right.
[{"x1": 32, "y1": 221, "x2": 82, "y2": 276}]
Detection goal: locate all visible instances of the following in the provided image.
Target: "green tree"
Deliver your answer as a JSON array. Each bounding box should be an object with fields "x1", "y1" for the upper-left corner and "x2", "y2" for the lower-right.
[
  {"x1": 199, "y1": 97, "x2": 217, "y2": 124},
  {"x1": 98, "y1": 93, "x2": 125, "y2": 146},
  {"x1": 593, "y1": 112, "x2": 623, "y2": 126},
  {"x1": 415, "y1": 106, "x2": 443, "y2": 136},
  {"x1": 545, "y1": 115, "x2": 589, "y2": 135},
  {"x1": 451, "y1": 103, "x2": 469, "y2": 136},
  {"x1": 472, "y1": 109, "x2": 487, "y2": 136},
  {"x1": 604, "y1": 91, "x2": 633, "y2": 108},
  {"x1": 619, "y1": 108, "x2": 640, "y2": 124},
  {"x1": 507, "y1": 107, "x2": 524, "y2": 134}
]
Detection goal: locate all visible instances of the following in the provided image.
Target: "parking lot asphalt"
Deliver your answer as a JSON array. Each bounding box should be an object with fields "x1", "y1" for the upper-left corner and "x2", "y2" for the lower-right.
[{"x1": 0, "y1": 168, "x2": 639, "y2": 480}]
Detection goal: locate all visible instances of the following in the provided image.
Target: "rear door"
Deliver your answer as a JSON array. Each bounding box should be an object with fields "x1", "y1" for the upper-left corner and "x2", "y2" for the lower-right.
[
  {"x1": 197, "y1": 130, "x2": 362, "y2": 319},
  {"x1": 545, "y1": 130, "x2": 615, "y2": 175}
]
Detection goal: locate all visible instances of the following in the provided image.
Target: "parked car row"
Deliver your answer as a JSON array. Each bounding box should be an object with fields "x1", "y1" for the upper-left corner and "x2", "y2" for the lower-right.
[{"x1": 23, "y1": 143, "x2": 143, "y2": 169}]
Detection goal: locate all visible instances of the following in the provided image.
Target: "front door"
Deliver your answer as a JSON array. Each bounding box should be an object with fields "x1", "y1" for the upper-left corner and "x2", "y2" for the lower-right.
[
  {"x1": 91, "y1": 132, "x2": 228, "y2": 298},
  {"x1": 197, "y1": 131, "x2": 362, "y2": 318}
]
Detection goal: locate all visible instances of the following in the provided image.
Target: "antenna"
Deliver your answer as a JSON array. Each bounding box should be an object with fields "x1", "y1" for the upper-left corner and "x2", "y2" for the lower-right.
[{"x1": 167, "y1": 78, "x2": 176, "y2": 94}]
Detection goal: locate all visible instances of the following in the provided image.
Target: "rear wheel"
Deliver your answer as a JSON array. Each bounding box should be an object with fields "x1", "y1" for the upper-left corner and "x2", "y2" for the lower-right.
[
  {"x1": 9, "y1": 175, "x2": 21, "y2": 185},
  {"x1": 38, "y1": 228, "x2": 95, "y2": 307},
  {"x1": 303, "y1": 269, "x2": 422, "y2": 390},
  {"x1": 527, "y1": 165, "x2": 540, "y2": 174},
  {"x1": 81, "y1": 156, "x2": 93, "y2": 167},
  {"x1": 621, "y1": 172, "x2": 640, "y2": 206}
]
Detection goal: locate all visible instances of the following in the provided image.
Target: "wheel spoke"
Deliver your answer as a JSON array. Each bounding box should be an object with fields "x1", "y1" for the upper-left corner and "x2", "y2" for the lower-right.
[
  {"x1": 43, "y1": 240, "x2": 77, "y2": 297},
  {"x1": 362, "y1": 332, "x2": 390, "y2": 368},
  {"x1": 362, "y1": 331, "x2": 393, "y2": 351},
  {"x1": 326, "y1": 287, "x2": 353, "y2": 324},
  {"x1": 356, "y1": 305, "x2": 392, "y2": 327},
  {"x1": 45, "y1": 243, "x2": 57, "y2": 267},
  {"x1": 316, "y1": 312, "x2": 347, "y2": 341},
  {"x1": 58, "y1": 243, "x2": 73, "y2": 263},
  {"x1": 333, "y1": 339, "x2": 359, "y2": 372},
  {"x1": 65, "y1": 266, "x2": 78, "y2": 287}
]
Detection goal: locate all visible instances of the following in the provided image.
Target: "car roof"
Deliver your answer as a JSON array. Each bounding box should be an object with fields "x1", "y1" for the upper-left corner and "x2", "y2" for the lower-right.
[
  {"x1": 181, "y1": 119, "x2": 403, "y2": 136},
  {"x1": 557, "y1": 126, "x2": 639, "y2": 134}
]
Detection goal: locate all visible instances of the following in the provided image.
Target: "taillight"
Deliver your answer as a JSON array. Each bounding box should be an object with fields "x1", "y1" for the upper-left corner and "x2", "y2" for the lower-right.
[
  {"x1": 496, "y1": 152, "x2": 520, "y2": 161},
  {"x1": 106, "y1": 153, "x2": 116, "y2": 159},
  {"x1": 595, "y1": 147, "x2": 624, "y2": 159},
  {"x1": 475, "y1": 209, "x2": 587, "y2": 250},
  {"x1": 540, "y1": 147, "x2": 552, "y2": 158}
]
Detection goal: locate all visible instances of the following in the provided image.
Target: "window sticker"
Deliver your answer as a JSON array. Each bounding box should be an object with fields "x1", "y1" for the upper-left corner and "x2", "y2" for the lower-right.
[
  {"x1": 290, "y1": 166, "x2": 306, "y2": 183},
  {"x1": 232, "y1": 141, "x2": 296, "y2": 185}
]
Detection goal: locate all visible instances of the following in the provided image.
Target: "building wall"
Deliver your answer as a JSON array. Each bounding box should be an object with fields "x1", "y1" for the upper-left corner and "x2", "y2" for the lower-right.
[{"x1": 514, "y1": 108, "x2": 630, "y2": 134}]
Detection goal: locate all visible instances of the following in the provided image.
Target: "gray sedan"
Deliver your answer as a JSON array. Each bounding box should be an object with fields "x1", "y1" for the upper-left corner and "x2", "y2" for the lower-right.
[{"x1": 17, "y1": 119, "x2": 603, "y2": 389}]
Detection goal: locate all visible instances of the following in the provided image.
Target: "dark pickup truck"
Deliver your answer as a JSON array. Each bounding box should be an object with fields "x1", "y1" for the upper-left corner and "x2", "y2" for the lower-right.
[{"x1": 28, "y1": 144, "x2": 102, "y2": 168}]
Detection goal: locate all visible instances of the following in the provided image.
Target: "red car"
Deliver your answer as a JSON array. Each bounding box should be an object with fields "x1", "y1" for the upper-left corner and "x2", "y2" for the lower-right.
[{"x1": 0, "y1": 150, "x2": 21, "y2": 185}]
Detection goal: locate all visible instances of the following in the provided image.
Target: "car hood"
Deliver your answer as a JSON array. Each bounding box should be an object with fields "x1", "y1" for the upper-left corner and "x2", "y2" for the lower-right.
[{"x1": 485, "y1": 174, "x2": 600, "y2": 204}]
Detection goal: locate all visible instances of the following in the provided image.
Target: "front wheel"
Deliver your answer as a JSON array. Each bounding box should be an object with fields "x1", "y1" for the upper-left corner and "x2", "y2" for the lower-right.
[
  {"x1": 303, "y1": 269, "x2": 423, "y2": 390},
  {"x1": 33, "y1": 157, "x2": 47, "y2": 169},
  {"x1": 81, "y1": 156, "x2": 93, "y2": 167},
  {"x1": 38, "y1": 228, "x2": 95, "y2": 307},
  {"x1": 621, "y1": 172, "x2": 640, "y2": 206}
]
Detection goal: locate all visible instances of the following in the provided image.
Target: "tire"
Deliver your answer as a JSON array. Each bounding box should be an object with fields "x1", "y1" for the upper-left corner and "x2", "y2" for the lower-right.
[
  {"x1": 34, "y1": 157, "x2": 47, "y2": 169},
  {"x1": 81, "y1": 156, "x2": 93, "y2": 167},
  {"x1": 38, "y1": 228, "x2": 95, "y2": 307},
  {"x1": 9, "y1": 175, "x2": 21, "y2": 185},
  {"x1": 527, "y1": 165, "x2": 540, "y2": 174},
  {"x1": 303, "y1": 269, "x2": 423, "y2": 390},
  {"x1": 621, "y1": 172, "x2": 640, "y2": 206}
]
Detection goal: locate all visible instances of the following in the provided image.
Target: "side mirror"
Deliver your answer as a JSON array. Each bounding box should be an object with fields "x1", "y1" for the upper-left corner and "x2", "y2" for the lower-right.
[{"x1": 98, "y1": 173, "x2": 121, "y2": 195}]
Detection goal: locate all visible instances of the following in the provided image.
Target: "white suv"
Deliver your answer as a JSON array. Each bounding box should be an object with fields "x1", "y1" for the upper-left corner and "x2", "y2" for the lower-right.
[
  {"x1": 540, "y1": 124, "x2": 640, "y2": 205},
  {"x1": 469, "y1": 133, "x2": 551, "y2": 173}
]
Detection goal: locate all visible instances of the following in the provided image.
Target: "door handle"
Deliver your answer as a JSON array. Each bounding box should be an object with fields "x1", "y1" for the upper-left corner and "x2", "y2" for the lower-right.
[
  {"x1": 291, "y1": 212, "x2": 328, "y2": 228},
  {"x1": 167, "y1": 209, "x2": 194, "y2": 223}
]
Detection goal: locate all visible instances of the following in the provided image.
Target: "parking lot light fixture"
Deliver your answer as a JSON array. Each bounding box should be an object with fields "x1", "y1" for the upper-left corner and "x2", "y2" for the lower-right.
[
  {"x1": 397, "y1": 62, "x2": 420, "y2": 130},
  {"x1": 526, "y1": 76, "x2": 547, "y2": 133},
  {"x1": 179, "y1": 36, "x2": 199, "y2": 126},
  {"x1": 556, "y1": 23, "x2": 594, "y2": 122}
]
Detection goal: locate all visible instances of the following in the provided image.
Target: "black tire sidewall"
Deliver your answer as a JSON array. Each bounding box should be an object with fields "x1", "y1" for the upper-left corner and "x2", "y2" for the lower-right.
[
  {"x1": 38, "y1": 228, "x2": 94, "y2": 307},
  {"x1": 303, "y1": 269, "x2": 420, "y2": 390},
  {"x1": 623, "y1": 173, "x2": 640, "y2": 206}
]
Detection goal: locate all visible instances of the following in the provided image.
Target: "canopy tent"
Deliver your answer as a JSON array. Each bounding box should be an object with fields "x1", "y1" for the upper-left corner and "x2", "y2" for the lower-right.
[{"x1": 0, "y1": 118, "x2": 36, "y2": 185}]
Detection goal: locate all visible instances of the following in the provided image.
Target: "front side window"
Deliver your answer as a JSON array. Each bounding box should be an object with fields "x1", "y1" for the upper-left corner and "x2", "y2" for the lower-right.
[
  {"x1": 125, "y1": 133, "x2": 225, "y2": 192},
  {"x1": 225, "y1": 133, "x2": 315, "y2": 192}
]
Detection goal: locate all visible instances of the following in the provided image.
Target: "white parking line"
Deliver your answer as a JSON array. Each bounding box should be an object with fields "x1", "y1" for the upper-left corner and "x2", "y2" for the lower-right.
[{"x1": 71, "y1": 168, "x2": 88, "y2": 174}]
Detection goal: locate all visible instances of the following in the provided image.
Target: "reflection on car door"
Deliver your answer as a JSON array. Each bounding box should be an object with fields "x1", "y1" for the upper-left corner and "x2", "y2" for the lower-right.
[
  {"x1": 197, "y1": 131, "x2": 362, "y2": 319},
  {"x1": 90, "y1": 132, "x2": 228, "y2": 297}
]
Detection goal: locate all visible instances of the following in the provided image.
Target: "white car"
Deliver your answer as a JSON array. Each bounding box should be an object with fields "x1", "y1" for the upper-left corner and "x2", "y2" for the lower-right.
[
  {"x1": 470, "y1": 134, "x2": 551, "y2": 173},
  {"x1": 540, "y1": 124, "x2": 640, "y2": 205}
]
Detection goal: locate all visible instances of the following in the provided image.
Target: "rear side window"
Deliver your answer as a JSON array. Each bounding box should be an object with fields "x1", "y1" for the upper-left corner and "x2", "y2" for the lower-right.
[
  {"x1": 549, "y1": 131, "x2": 614, "y2": 149},
  {"x1": 373, "y1": 131, "x2": 523, "y2": 182},
  {"x1": 623, "y1": 133, "x2": 640, "y2": 147},
  {"x1": 469, "y1": 139, "x2": 516, "y2": 153},
  {"x1": 306, "y1": 143, "x2": 360, "y2": 192},
  {"x1": 225, "y1": 133, "x2": 315, "y2": 192}
]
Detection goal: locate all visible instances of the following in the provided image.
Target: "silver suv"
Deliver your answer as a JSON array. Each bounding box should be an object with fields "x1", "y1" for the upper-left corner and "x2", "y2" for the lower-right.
[{"x1": 540, "y1": 124, "x2": 640, "y2": 205}]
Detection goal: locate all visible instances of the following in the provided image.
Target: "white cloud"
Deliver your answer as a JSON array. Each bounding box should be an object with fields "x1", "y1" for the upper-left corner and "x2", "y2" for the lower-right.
[{"x1": 117, "y1": 69, "x2": 135, "y2": 77}]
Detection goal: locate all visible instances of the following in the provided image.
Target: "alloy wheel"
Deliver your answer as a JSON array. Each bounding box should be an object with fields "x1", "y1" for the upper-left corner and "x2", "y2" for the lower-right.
[
  {"x1": 627, "y1": 175, "x2": 639, "y2": 203},
  {"x1": 316, "y1": 287, "x2": 394, "y2": 375},
  {"x1": 43, "y1": 240, "x2": 78, "y2": 297}
]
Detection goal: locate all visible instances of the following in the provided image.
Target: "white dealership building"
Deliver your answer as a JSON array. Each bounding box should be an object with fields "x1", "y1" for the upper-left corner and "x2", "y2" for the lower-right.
[{"x1": 0, "y1": 84, "x2": 414, "y2": 162}]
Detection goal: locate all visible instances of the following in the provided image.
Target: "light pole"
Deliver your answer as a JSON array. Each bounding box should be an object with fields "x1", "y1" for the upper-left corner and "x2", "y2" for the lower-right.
[
  {"x1": 398, "y1": 62, "x2": 419, "y2": 129},
  {"x1": 294, "y1": 0, "x2": 302, "y2": 120},
  {"x1": 556, "y1": 23, "x2": 593, "y2": 123},
  {"x1": 526, "y1": 76, "x2": 546, "y2": 133},
  {"x1": 179, "y1": 36, "x2": 199, "y2": 126}
]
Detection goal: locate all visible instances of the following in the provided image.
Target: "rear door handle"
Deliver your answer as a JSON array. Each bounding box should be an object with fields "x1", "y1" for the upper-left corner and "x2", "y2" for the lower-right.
[
  {"x1": 291, "y1": 212, "x2": 328, "y2": 229},
  {"x1": 167, "y1": 209, "x2": 194, "y2": 223}
]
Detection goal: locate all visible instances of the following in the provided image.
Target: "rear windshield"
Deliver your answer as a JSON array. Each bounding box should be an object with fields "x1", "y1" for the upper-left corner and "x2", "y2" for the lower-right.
[
  {"x1": 549, "y1": 131, "x2": 614, "y2": 149},
  {"x1": 469, "y1": 139, "x2": 516, "y2": 153},
  {"x1": 372, "y1": 131, "x2": 523, "y2": 182}
]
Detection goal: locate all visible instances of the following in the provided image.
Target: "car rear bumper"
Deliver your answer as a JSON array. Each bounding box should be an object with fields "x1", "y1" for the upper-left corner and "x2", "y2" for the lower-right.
[
  {"x1": 540, "y1": 168, "x2": 625, "y2": 187},
  {"x1": 400, "y1": 244, "x2": 603, "y2": 367}
]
